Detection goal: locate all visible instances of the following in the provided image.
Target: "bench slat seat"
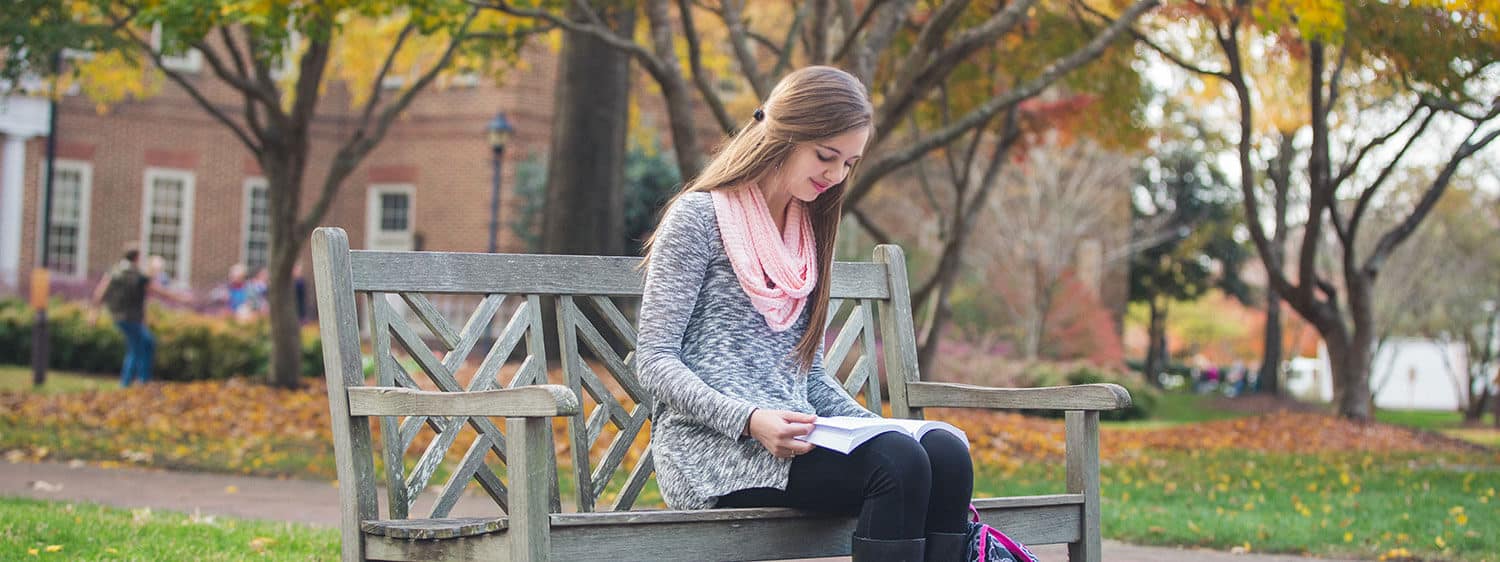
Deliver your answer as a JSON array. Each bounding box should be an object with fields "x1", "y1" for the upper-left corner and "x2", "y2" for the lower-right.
[
  {"x1": 361, "y1": 493, "x2": 1088, "y2": 539},
  {"x1": 311, "y1": 227, "x2": 1128, "y2": 562},
  {"x1": 363, "y1": 494, "x2": 1087, "y2": 561}
]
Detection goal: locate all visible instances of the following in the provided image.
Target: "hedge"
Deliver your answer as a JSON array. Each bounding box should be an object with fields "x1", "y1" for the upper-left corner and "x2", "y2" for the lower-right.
[
  {"x1": 1019, "y1": 362, "x2": 1160, "y2": 421},
  {"x1": 0, "y1": 299, "x2": 323, "y2": 381}
]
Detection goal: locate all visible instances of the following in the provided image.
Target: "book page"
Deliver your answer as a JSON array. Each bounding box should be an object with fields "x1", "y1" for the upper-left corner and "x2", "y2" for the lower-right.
[{"x1": 802, "y1": 417, "x2": 969, "y2": 452}]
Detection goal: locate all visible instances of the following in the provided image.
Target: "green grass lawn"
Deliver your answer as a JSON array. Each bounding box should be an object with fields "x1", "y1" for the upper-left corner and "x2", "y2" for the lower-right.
[
  {"x1": 0, "y1": 366, "x2": 117, "y2": 395},
  {"x1": 977, "y1": 449, "x2": 1499, "y2": 561},
  {"x1": 1376, "y1": 408, "x2": 1496, "y2": 431},
  {"x1": 1103, "y1": 390, "x2": 1254, "y2": 430},
  {"x1": 0, "y1": 497, "x2": 336, "y2": 560}
]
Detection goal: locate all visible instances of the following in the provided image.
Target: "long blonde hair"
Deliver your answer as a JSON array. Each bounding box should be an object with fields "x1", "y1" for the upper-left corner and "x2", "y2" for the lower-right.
[{"x1": 642, "y1": 66, "x2": 875, "y2": 370}]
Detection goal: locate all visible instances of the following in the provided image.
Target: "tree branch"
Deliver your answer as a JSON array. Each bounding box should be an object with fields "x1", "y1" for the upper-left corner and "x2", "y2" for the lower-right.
[
  {"x1": 721, "y1": 0, "x2": 769, "y2": 99},
  {"x1": 287, "y1": 37, "x2": 330, "y2": 135},
  {"x1": 190, "y1": 29, "x2": 283, "y2": 111},
  {"x1": 881, "y1": 0, "x2": 1034, "y2": 132},
  {"x1": 847, "y1": 0, "x2": 914, "y2": 85},
  {"x1": 1077, "y1": 0, "x2": 1228, "y2": 79},
  {"x1": 113, "y1": 20, "x2": 261, "y2": 153},
  {"x1": 848, "y1": 204, "x2": 893, "y2": 246},
  {"x1": 358, "y1": 21, "x2": 418, "y2": 133},
  {"x1": 646, "y1": 0, "x2": 707, "y2": 175},
  {"x1": 1325, "y1": 39, "x2": 1350, "y2": 108},
  {"x1": 1421, "y1": 93, "x2": 1500, "y2": 122},
  {"x1": 1343, "y1": 107, "x2": 1436, "y2": 242},
  {"x1": 299, "y1": 9, "x2": 480, "y2": 237},
  {"x1": 1333, "y1": 102, "x2": 1428, "y2": 188},
  {"x1": 850, "y1": 0, "x2": 1158, "y2": 207},
  {"x1": 1364, "y1": 125, "x2": 1500, "y2": 278},
  {"x1": 770, "y1": 2, "x2": 809, "y2": 80},
  {"x1": 831, "y1": 0, "x2": 887, "y2": 62},
  {"x1": 217, "y1": 26, "x2": 266, "y2": 139},
  {"x1": 677, "y1": 0, "x2": 736, "y2": 133},
  {"x1": 477, "y1": 0, "x2": 673, "y2": 81}
]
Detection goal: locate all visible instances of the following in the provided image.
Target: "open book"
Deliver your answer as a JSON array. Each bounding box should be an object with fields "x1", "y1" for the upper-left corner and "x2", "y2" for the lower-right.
[{"x1": 796, "y1": 416, "x2": 969, "y2": 454}]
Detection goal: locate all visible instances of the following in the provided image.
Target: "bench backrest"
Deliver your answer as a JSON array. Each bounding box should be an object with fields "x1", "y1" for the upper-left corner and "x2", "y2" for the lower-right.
[{"x1": 311, "y1": 226, "x2": 925, "y2": 522}]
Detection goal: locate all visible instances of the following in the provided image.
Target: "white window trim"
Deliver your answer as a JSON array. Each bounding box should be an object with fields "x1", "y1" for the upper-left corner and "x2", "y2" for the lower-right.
[
  {"x1": 241, "y1": 177, "x2": 270, "y2": 269},
  {"x1": 267, "y1": 29, "x2": 302, "y2": 81},
  {"x1": 366, "y1": 184, "x2": 416, "y2": 250},
  {"x1": 140, "y1": 167, "x2": 196, "y2": 287},
  {"x1": 150, "y1": 22, "x2": 202, "y2": 73},
  {"x1": 34, "y1": 159, "x2": 92, "y2": 280},
  {"x1": 380, "y1": 74, "x2": 408, "y2": 90}
]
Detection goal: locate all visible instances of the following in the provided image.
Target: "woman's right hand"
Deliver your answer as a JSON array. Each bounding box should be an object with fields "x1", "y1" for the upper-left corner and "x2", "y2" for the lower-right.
[{"x1": 746, "y1": 409, "x2": 817, "y2": 459}]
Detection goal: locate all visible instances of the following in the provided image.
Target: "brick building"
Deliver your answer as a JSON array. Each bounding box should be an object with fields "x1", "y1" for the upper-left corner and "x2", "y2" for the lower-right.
[{"x1": 0, "y1": 45, "x2": 567, "y2": 299}]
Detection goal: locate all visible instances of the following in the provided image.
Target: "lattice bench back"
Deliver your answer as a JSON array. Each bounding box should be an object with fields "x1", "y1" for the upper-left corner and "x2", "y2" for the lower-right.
[{"x1": 311, "y1": 227, "x2": 925, "y2": 523}]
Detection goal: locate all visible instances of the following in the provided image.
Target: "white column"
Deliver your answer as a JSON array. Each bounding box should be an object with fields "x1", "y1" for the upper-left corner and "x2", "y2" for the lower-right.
[{"x1": 0, "y1": 134, "x2": 27, "y2": 288}]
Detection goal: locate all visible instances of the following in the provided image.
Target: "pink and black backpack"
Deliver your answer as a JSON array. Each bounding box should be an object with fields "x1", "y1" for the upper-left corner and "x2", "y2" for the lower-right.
[{"x1": 965, "y1": 504, "x2": 1041, "y2": 562}]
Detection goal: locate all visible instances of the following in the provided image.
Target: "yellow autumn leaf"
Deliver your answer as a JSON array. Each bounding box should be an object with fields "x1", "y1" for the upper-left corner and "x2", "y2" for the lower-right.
[
  {"x1": 44, "y1": 545, "x2": 62, "y2": 552},
  {"x1": 248, "y1": 536, "x2": 276, "y2": 552}
]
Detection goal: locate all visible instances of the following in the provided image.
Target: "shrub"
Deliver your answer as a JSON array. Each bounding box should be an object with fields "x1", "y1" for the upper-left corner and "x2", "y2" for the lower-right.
[
  {"x1": 1020, "y1": 362, "x2": 1160, "y2": 421},
  {"x1": 0, "y1": 298, "x2": 324, "y2": 381}
]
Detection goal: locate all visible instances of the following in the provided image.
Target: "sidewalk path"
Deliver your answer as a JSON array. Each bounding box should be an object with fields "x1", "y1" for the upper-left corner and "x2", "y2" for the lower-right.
[{"x1": 3, "y1": 460, "x2": 1362, "y2": 561}]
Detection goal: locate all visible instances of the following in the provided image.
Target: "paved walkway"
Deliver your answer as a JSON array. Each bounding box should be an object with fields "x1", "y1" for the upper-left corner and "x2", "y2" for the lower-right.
[{"x1": 2, "y1": 460, "x2": 1362, "y2": 561}]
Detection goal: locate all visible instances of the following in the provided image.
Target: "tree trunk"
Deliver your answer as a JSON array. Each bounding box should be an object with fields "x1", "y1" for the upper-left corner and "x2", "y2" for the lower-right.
[
  {"x1": 1144, "y1": 296, "x2": 1167, "y2": 388},
  {"x1": 265, "y1": 150, "x2": 309, "y2": 389},
  {"x1": 539, "y1": 1, "x2": 635, "y2": 362},
  {"x1": 541, "y1": 1, "x2": 633, "y2": 257},
  {"x1": 1259, "y1": 289, "x2": 1283, "y2": 396},
  {"x1": 1492, "y1": 363, "x2": 1500, "y2": 428},
  {"x1": 1468, "y1": 386, "x2": 1493, "y2": 423},
  {"x1": 1326, "y1": 332, "x2": 1374, "y2": 422},
  {"x1": 268, "y1": 249, "x2": 303, "y2": 388},
  {"x1": 916, "y1": 224, "x2": 972, "y2": 372},
  {"x1": 1466, "y1": 322, "x2": 1497, "y2": 422}
]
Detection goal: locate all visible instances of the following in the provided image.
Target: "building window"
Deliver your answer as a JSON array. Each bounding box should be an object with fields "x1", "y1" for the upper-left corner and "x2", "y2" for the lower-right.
[
  {"x1": 366, "y1": 185, "x2": 415, "y2": 251},
  {"x1": 43, "y1": 161, "x2": 91, "y2": 278},
  {"x1": 150, "y1": 22, "x2": 202, "y2": 73},
  {"x1": 380, "y1": 193, "x2": 409, "y2": 231},
  {"x1": 243, "y1": 179, "x2": 270, "y2": 270},
  {"x1": 141, "y1": 169, "x2": 195, "y2": 285}
]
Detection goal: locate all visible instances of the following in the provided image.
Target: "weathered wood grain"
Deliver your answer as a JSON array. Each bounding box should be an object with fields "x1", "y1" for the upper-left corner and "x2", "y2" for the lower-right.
[
  {"x1": 906, "y1": 381, "x2": 1133, "y2": 411},
  {"x1": 346, "y1": 385, "x2": 581, "y2": 417},
  {"x1": 311, "y1": 227, "x2": 381, "y2": 562}
]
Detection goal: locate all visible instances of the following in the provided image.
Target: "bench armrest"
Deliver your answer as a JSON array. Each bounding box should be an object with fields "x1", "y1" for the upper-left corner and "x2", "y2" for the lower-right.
[
  {"x1": 904, "y1": 381, "x2": 1132, "y2": 411},
  {"x1": 346, "y1": 384, "x2": 581, "y2": 417}
]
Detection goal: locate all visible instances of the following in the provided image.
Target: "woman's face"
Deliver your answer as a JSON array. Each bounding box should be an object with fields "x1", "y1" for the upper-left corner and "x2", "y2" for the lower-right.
[{"x1": 778, "y1": 126, "x2": 869, "y2": 203}]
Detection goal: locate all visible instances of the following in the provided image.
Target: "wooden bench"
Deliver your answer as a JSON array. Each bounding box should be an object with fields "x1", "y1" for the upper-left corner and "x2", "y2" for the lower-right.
[{"x1": 310, "y1": 226, "x2": 1131, "y2": 562}]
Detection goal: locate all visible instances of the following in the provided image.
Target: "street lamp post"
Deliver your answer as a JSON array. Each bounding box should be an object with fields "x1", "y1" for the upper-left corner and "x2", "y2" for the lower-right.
[{"x1": 487, "y1": 112, "x2": 514, "y2": 254}]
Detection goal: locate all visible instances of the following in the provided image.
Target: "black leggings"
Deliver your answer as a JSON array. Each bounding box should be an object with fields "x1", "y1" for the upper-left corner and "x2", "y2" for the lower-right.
[{"x1": 716, "y1": 431, "x2": 973, "y2": 540}]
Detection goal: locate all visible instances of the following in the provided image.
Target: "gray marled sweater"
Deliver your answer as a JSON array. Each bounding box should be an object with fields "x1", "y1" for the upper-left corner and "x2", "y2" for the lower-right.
[{"x1": 637, "y1": 191, "x2": 878, "y2": 510}]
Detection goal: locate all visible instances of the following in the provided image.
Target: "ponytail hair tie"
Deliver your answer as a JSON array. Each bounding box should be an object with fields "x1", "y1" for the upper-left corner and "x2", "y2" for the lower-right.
[{"x1": 753, "y1": 108, "x2": 765, "y2": 122}]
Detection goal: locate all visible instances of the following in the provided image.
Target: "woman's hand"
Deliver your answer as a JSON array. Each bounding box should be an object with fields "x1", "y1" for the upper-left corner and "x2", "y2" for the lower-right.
[{"x1": 746, "y1": 409, "x2": 816, "y2": 459}]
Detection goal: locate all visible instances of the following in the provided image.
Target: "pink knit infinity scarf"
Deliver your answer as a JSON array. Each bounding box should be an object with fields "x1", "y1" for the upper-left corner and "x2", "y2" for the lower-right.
[{"x1": 710, "y1": 186, "x2": 818, "y2": 332}]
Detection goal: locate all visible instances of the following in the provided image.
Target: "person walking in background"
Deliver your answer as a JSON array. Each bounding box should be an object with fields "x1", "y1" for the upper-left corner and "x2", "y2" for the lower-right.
[
  {"x1": 292, "y1": 262, "x2": 309, "y2": 324},
  {"x1": 247, "y1": 268, "x2": 270, "y2": 317},
  {"x1": 89, "y1": 244, "x2": 191, "y2": 387},
  {"x1": 224, "y1": 264, "x2": 253, "y2": 321}
]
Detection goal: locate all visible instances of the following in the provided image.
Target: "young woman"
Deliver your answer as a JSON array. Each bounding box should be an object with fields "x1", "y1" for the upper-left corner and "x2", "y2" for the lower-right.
[{"x1": 637, "y1": 66, "x2": 975, "y2": 562}]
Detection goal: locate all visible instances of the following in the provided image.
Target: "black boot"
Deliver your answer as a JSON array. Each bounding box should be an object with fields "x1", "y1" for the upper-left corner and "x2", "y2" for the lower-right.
[
  {"x1": 851, "y1": 535, "x2": 925, "y2": 562},
  {"x1": 924, "y1": 531, "x2": 968, "y2": 562}
]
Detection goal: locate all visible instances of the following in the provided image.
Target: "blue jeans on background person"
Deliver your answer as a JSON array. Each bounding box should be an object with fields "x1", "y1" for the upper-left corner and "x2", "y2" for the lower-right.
[{"x1": 115, "y1": 321, "x2": 155, "y2": 387}]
